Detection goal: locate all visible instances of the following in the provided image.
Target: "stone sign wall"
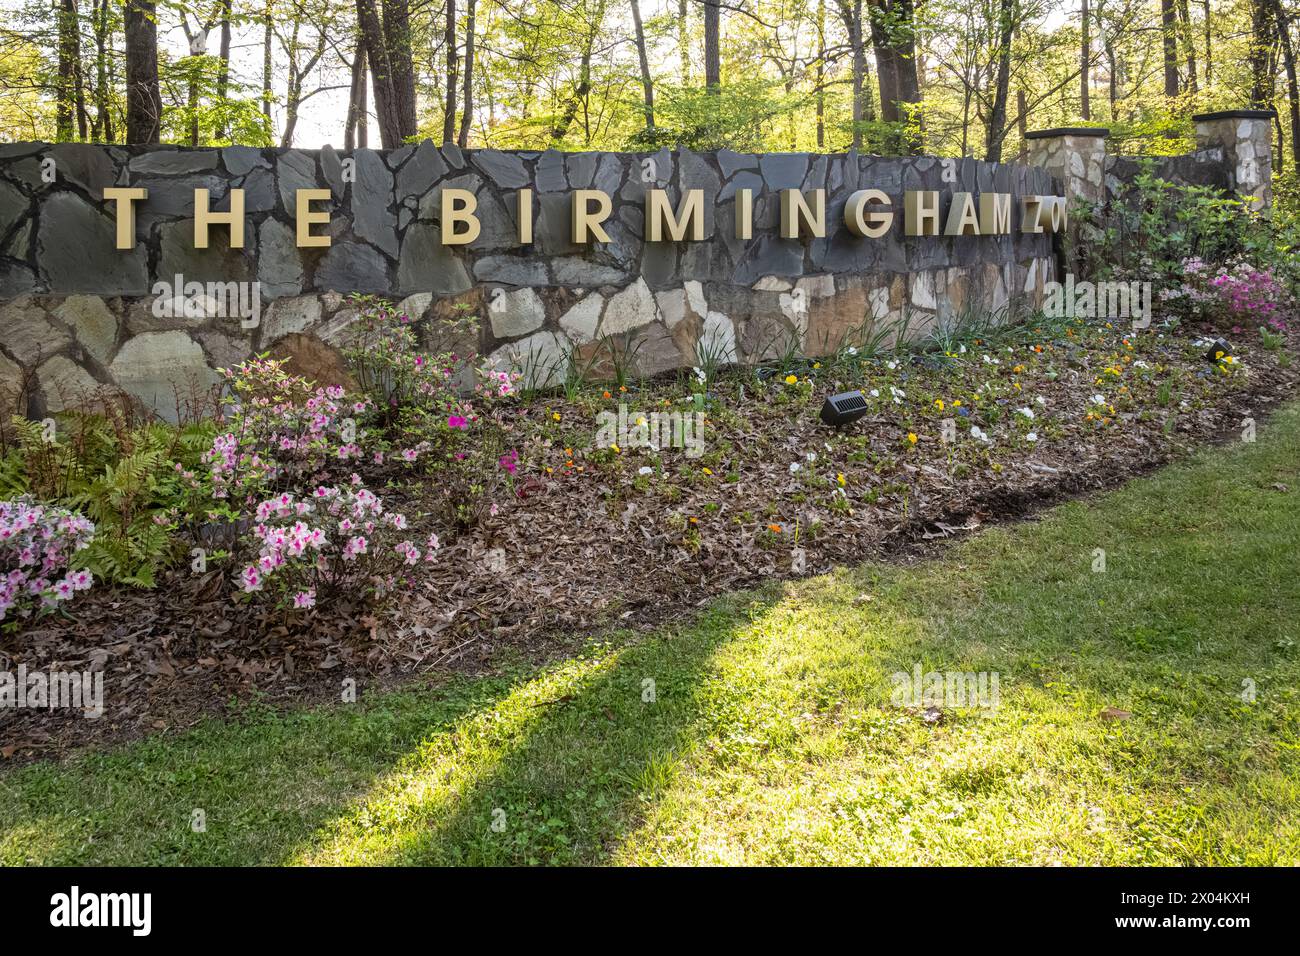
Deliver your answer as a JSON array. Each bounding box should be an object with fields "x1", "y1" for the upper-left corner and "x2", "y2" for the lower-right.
[{"x1": 3, "y1": 142, "x2": 1064, "y2": 416}]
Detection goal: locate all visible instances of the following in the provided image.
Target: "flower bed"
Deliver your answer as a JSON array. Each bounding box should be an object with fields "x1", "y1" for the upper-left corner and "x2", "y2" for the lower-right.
[{"x1": 2, "y1": 296, "x2": 1298, "y2": 760}]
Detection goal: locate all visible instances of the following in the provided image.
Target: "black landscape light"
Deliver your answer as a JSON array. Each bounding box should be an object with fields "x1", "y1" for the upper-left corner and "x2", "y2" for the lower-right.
[
  {"x1": 820, "y1": 390, "x2": 870, "y2": 428},
  {"x1": 1204, "y1": 338, "x2": 1233, "y2": 364}
]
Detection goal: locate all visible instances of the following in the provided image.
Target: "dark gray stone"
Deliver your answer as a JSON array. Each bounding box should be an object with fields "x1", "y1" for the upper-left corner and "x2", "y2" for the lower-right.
[
  {"x1": 277, "y1": 150, "x2": 320, "y2": 211},
  {"x1": 258, "y1": 218, "x2": 305, "y2": 298},
  {"x1": 50, "y1": 144, "x2": 116, "y2": 193},
  {"x1": 320, "y1": 145, "x2": 345, "y2": 195},
  {"x1": 157, "y1": 219, "x2": 253, "y2": 284},
  {"x1": 732, "y1": 235, "x2": 805, "y2": 284},
  {"x1": 473, "y1": 149, "x2": 529, "y2": 188},
  {"x1": 395, "y1": 141, "x2": 448, "y2": 197},
  {"x1": 397, "y1": 223, "x2": 471, "y2": 294},
  {"x1": 350, "y1": 149, "x2": 398, "y2": 258},
  {"x1": 536, "y1": 151, "x2": 567, "y2": 192},
  {"x1": 223, "y1": 146, "x2": 269, "y2": 176},
  {"x1": 38, "y1": 192, "x2": 148, "y2": 294},
  {"x1": 549, "y1": 257, "x2": 629, "y2": 286},
  {"x1": 135, "y1": 174, "x2": 227, "y2": 227},
  {"x1": 240, "y1": 166, "x2": 277, "y2": 213},
  {"x1": 473, "y1": 255, "x2": 548, "y2": 285},
  {"x1": 129, "y1": 150, "x2": 219, "y2": 175},
  {"x1": 718, "y1": 149, "x2": 758, "y2": 178},
  {"x1": 0, "y1": 261, "x2": 36, "y2": 297},
  {"x1": 315, "y1": 241, "x2": 391, "y2": 294},
  {"x1": 0, "y1": 179, "x2": 27, "y2": 242},
  {"x1": 759, "y1": 153, "x2": 809, "y2": 190}
]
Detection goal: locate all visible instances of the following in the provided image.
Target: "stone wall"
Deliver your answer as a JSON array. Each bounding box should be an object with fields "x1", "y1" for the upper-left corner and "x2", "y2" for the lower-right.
[{"x1": 0, "y1": 142, "x2": 1059, "y2": 416}]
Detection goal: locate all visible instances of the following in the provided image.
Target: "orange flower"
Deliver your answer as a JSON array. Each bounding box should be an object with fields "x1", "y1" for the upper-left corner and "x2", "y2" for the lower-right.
[
  {"x1": 767, "y1": 523, "x2": 783, "y2": 533},
  {"x1": 603, "y1": 390, "x2": 612, "y2": 399}
]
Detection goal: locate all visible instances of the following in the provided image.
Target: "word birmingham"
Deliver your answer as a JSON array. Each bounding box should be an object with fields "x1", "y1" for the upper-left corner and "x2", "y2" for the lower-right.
[
  {"x1": 99, "y1": 186, "x2": 1070, "y2": 251},
  {"x1": 50, "y1": 887, "x2": 152, "y2": 936}
]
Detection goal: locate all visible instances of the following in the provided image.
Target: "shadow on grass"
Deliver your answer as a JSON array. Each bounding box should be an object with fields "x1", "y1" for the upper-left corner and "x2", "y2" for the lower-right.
[{"x1": 294, "y1": 593, "x2": 781, "y2": 865}]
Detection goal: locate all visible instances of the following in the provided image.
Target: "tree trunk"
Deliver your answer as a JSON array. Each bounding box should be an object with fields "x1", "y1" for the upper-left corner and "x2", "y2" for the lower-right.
[
  {"x1": 443, "y1": 0, "x2": 457, "y2": 142},
  {"x1": 868, "y1": 0, "x2": 921, "y2": 153},
  {"x1": 985, "y1": 0, "x2": 1015, "y2": 162},
  {"x1": 631, "y1": 0, "x2": 655, "y2": 132},
  {"x1": 94, "y1": 0, "x2": 113, "y2": 141},
  {"x1": 382, "y1": 0, "x2": 418, "y2": 139},
  {"x1": 1271, "y1": 0, "x2": 1300, "y2": 172},
  {"x1": 1161, "y1": 0, "x2": 1180, "y2": 96},
  {"x1": 1248, "y1": 0, "x2": 1275, "y2": 109},
  {"x1": 1080, "y1": 0, "x2": 1090, "y2": 120},
  {"x1": 1175, "y1": 0, "x2": 1198, "y2": 93},
  {"x1": 125, "y1": 0, "x2": 161, "y2": 144},
  {"x1": 346, "y1": 44, "x2": 367, "y2": 149},
  {"x1": 356, "y1": 0, "x2": 404, "y2": 147},
  {"x1": 678, "y1": 0, "x2": 691, "y2": 82},
  {"x1": 1016, "y1": 88, "x2": 1027, "y2": 161},
  {"x1": 816, "y1": 0, "x2": 826, "y2": 148},
  {"x1": 704, "y1": 0, "x2": 720, "y2": 92},
  {"x1": 458, "y1": 0, "x2": 476, "y2": 146},
  {"x1": 56, "y1": 0, "x2": 83, "y2": 140},
  {"x1": 262, "y1": 0, "x2": 274, "y2": 125},
  {"x1": 216, "y1": 0, "x2": 233, "y2": 137}
]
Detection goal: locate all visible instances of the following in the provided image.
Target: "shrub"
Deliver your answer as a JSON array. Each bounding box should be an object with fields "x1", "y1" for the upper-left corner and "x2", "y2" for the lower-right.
[
  {"x1": 206, "y1": 357, "x2": 373, "y2": 502},
  {"x1": 0, "y1": 410, "x2": 214, "y2": 588},
  {"x1": 236, "y1": 480, "x2": 436, "y2": 610},
  {"x1": 0, "y1": 497, "x2": 95, "y2": 624}
]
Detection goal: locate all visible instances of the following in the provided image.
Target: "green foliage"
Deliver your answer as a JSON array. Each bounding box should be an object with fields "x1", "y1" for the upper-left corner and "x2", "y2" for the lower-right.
[{"x1": 0, "y1": 410, "x2": 215, "y2": 587}]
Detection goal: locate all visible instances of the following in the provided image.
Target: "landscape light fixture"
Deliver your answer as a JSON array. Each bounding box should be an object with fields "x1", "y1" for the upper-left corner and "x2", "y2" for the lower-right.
[
  {"x1": 1204, "y1": 338, "x2": 1233, "y2": 364},
  {"x1": 820, "y1": 390, "x2": 870, "y2": 428}
]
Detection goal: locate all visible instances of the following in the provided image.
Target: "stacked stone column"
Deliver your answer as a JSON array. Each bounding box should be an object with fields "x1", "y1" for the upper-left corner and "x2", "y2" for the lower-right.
[{"x1": 1192, "y1": 109, "x2": 1276, "y2": 212}]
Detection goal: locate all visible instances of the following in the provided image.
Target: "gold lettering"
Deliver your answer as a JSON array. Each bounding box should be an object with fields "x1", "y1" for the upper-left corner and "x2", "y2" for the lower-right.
[
  {"x1": 194, "y1": 188, "x2": 245, "y2": 249},
  {"x1": 780, "y1": 189, "x2": 826, "y2": 239},
  {"x1": 442, "y1": 188, "x2": 481, "y2": 245},
  {"x1": 103, "y1": 187, "x2": 147, "y2": 250},
  {"x1": 904, "y1": 191, "x2": 940, "y2": 236},
  {"x1": 844, "y1": 189, "x2": 894, "y2": 238},
  {"x1": 295, "y1": 189, "x2": 332, "y2": 247},
  {"x1": 645, "y1": 189, "x2": 705, "y2": 241}
]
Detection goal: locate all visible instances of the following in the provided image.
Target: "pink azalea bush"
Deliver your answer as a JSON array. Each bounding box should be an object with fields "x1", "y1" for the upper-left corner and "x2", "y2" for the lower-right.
[
  {"x1": 1208, "y1": 263, "x2": 1290, "y2": 332},
  {"x1": 206, "y1": 357, "x2": 373, "y2": 501},
  {"x1": 1160, "y1": 257, "x2": 1291, "y2": 331},
  {"x1": 0, "y1": 497, "x2": 96, "y2": 623},
  {"x1": 237, "y1": 478, "x2": 437, "y2": 609}
]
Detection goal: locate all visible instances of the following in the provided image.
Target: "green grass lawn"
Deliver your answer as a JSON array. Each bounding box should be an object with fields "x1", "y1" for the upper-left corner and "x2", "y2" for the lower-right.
[{"x1": 3, "y1": 404, "x2": 1298, "y2": 866}]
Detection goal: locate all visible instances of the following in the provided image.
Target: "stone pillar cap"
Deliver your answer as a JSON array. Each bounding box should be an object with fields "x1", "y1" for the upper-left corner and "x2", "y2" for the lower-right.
[
  {"x1": 1024, "y1": 127, "x2": 1110, "y2": 139},
  {"x1": 1191, "y1": 109, "x2": 1277, "y2": 122}
]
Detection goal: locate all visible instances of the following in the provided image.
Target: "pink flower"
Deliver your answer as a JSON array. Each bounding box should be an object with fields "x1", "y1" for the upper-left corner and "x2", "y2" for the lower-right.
[
  {"x1": 293, "y1": 590, "x2": 316, "y2": 609},
  {"x1": 448, "y1": 415, "x2": 468, "y2": 429}
]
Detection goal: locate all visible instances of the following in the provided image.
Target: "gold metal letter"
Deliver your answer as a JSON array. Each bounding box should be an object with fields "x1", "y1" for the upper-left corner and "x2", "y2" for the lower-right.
[
  {"x1": 978, "y1": 193, "x2": 1012, "y2": 235},
  {"x1": 194, "y1": 188, "x2": 245, "y2": 248},
  {"x1": 645, "y1": 189, "x2": 705, "y2": 241},
  {"x1": 442, "y1": 188, "x2": 481, "y2": 245},
  {"x1": 103, "y1": 187, "x2": 147, "y2": 250},
  {"x1": 517, "y1": 188, "x2": 533, "y2": 244},
  {"x1": 844, "y1": 189, "x2": 893, "y2": 238},
  {"x1": 735, "y1": 188, "x2": 753, "y2": 240},
  {"x1": 780, "y1": 189, "x2": 826, "y2": 239},
  {"x1": 944, "y1": 192, "x2": 981, "y2": 237},
  {"x1": 571, "y1": 190, "x2": 612, "y2": 243},
  {"x1": 904, "y1": 191, "x2": 940, "y2": 236},
  {"x1": 295, "y1": 188, "x2": 332, "y2": 247}
]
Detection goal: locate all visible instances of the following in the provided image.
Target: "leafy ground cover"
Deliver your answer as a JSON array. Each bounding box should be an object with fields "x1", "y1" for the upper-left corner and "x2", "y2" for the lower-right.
[
  {"x1": 3, "y1": 311, "x2": 1298, "y2": 759},
  {"x1": 2, "y1": 397, "x2": 1296, "y2": 865}
]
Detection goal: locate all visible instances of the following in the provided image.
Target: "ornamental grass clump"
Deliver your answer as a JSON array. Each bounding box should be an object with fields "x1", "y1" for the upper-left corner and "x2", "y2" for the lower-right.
[{"x1": 0, "y1": 497, "x2": 95, "y2": 624}]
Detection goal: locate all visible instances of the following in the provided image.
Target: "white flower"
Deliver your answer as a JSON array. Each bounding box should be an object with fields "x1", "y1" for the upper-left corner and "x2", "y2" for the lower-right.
[
  {"x1": 886, "y1": 360, "x2": 898, "y2": 370},
  {"x1": 1017, "y1": 407, "x2": 1034, "y2": 419},
  {"x1": 805, "y1": 451, "x2": 817, "y2": 463},
  {"x1": 845, "y1": 346, "x2": 858, "y2": 356},
  {"x1": 789, "y1": 462, "x2": 801, "y2": 474},
  {"x1": 970, "y1": 425, "x2": 990, "y2": 442},
  {"x1": 1035, "y1": 395, "x2": 1047, "y2": 405},
  {"x1": 638, "y1": 466, "x2": 654, "y2": 476},
  {"x1": 869, "y1": 389, "x2": 880, "y2": 398},
  {"x1": 1092, "y1": 393, "x2": 1105, "y2": 404},
  {"x1": 1026, "y1": 432, "x2": 1038, "y2": 442}
]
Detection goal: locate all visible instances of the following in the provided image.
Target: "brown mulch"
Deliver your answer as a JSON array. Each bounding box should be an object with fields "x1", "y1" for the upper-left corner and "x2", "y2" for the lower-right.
[{"x1": 3, "y1": 319, "x2": 1298, "y2": 765}]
